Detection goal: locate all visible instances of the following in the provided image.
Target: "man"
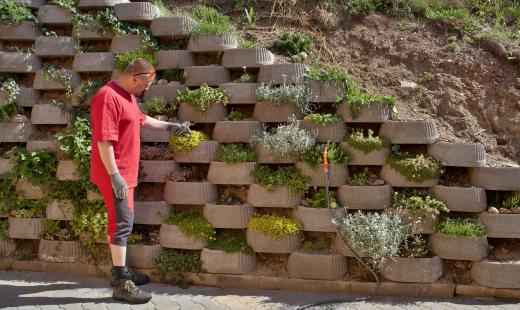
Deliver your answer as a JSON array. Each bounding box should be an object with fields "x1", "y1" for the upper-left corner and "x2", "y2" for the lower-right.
[{"x1": 90, "y1": 59, "x2": 189, "y2": 304}]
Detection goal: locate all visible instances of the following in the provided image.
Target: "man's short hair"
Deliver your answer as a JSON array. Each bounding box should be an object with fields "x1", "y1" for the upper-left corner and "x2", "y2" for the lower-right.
[{"x1": 124, "y1": 59, "x2": 155, "y2": 75}]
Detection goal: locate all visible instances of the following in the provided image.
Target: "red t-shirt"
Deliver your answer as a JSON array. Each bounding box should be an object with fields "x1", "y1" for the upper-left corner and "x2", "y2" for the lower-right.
[{"x1": 90, "y1": 81, "x2": 146, "y2": 189}]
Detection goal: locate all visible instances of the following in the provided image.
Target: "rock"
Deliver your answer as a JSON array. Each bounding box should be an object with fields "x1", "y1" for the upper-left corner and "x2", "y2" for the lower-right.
[
  {"x1": 512, "y1": 207, "x2": 520, "y2": 214},
  {"x1": 496, "y1": 136, "x2": 508, "y2": 145},
  {"x1": 488, "y1": 206, "x2": 499, "y2": 214},
  {"x1": 157, "y1": 79, "x2": 168, "y2": 85},
  {"x1": 373, "y1": 179, "x2": 385, "y2": 186},
  {"x1": 400, "y1": 81, "x2": 418, "y2": 89},
  {"x1": 499, "y1": 207, "x2": 512, "y2": 214}
]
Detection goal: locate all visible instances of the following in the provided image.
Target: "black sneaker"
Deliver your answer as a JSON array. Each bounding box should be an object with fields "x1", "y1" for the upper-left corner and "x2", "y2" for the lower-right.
[
  {"x1": 110, "y1": 267, "x2": 150, "y2": 286},
  {"x1": 113, "y1": 279, "x2": 152, "y2": 304}
]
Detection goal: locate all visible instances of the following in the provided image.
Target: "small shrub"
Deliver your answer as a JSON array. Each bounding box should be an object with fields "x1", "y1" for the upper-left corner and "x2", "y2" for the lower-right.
[
  {"x1": 239, "y1": 72, "x2": 253, "y2": 83},
  {"x1": 267, "y1": 31, "x2": 314, "y2": 62},
  {"x1": 307, "y1": 188, "x2": 337, "y2": 209},
  {"x1": 248, "y1": 214, "x2": 302, "y2": 239},
  {"x1": 142, "y1": 97, "x2": 176, "y2": 117},
  {"x1": 339, "y1": 87, "x2": 397, "y2": 120},
  {"x1": 238, "y1": 37, "x2": 257, "y2": 48},
  {"x1": 176, "y1": 84, "x2": 229, "y2": 115},
  {"x1": 114, "y1": 50, "x2": 158, "y2": 72},
  {"x1": 154, "y1": 249, "x2": 203, "y2": 287},
  {"x1": 208, "y1": 230, "x2": 253, "y2": 254},
  {"x1": 305, "y1": 65, "x2": 356, "y2": 89},
  {"x1": 344, "y1": 129, "x2": 389, "y2": 153},
  {"x1": 216, "y1": 143, "x2": 256, "y2": 163},
  {"x1": 40, "y1": 219, "x2": 76, "y2": 241},
  {"x1": 164, "y1": 211, "x2": 216, "y2": 242},
  {"x1": 304, "y1": 113, "x2": 343, "y2": 126},
  {"x1": 251, "y1": 165, "x2": 310, "y2": 196},
  {"x1": 348, "y1": 167, "x2": 372, "y2": 186},
  {"x1": 392, "y1": 190, "x2": 449, "y2": 217},
  {"x1": 387, "y1": 152, "x2": 443, "y2": 183},
  {"x1": 502, "y1": 193, "x2": 520, "y2": 209},
  {"x1": 400, "y1": 234, "x2": 429, "y2": 258},
  {"x1": 438, "y1": 218, "x2": 486, "y2": 238},
  {"x1": 228, "y1": 110, "x2": 245, "y2": 121},
  {"x1": 169, "y1": 130, "x2": 208, "y2": 152},
  {"x1": 7, "y1": 147, "x2": 57, "y2": 187},
  {"x1": 189, "y1": 5, "x2": 236, "y2": 36},
  {"x1": 302, "y1": 142, "x2": 350, "y2": 167},
  {"x1": 162, "y1": 69, "x2": 185, "y2": 83},
  {"x1": 0, "y1": 78, "x2": 20, "y2": 121},
  {"x1": 255, "y1": 83, "x2": 313, "y2": 114}
]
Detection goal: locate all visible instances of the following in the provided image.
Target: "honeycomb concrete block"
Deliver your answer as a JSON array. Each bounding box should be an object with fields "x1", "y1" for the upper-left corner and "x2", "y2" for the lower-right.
[
  {"x1": 429, "y1": 233, "x2": 488, "y2": 261},
  {"x1": 134, "y1": 201, "x2": 171, "y2": 225},
  {"x1": 258, "y1": 64, "x2": 306, "y2": 84},
  {"x1": 31, "y1": 104, "x2": 71, "y2": 125},
  {"x1": 288, "y1": 252, "x2": 347, "y2": 280},
  {"x1": 188, "y1": 34, "x2": 238, "y2": 52},
  {"x1": 8, "y1": 217, "x2": 45, "y2": 239},
  {"x1": 381, "y1": 257, "x2": 443, "y2": 283},
  {"x1": 293, "y1": 206, "x2": 345, "y2": 233},
  {"x1": 431, "y1": 185, "x2": 487, "y2": 212},
  {"x1": 184, "y1": 66, "x2": 231, "y2": 87},
  {"x1": 26, "y1": 140, "x2": 58, "y2": 153},
  {"x1": 0, "y1": 158, "x2": 12, "y2": 177},
  {"x1": 221, "y1": 48, "x2": 274, "y2": 68},
  {"x1": 0, "y1": 87, "x2": 39, "y2": 107},
  {"x1": 0, "y1": 52, "x2": 41, "y2": 73},
  {"x1": 471, "y1": 260, "x2": 520, "y2": 289},
  {"x1": 33, "y1": 69, "x2": 81, "y2": 91},
  {"x1": 77, "y1": 0, "x2": 129, "y2": 8},
  {"x1": 336, "y1": 102, "x2": 393, "y2": 123},
  {"x1": 56, "y1": 160, "x2": 80, "y2": 181},
  {"x1": 212, "y1": 121, "x2": 262, "y2": 143},
  {"x1": 110, "y1": 35, "x2": 144, "y2": 54},
  {"x1": 12, "y1": 0, "x2": 44, "y2": 8},
  {"x1": 478, "y1": 213, "x2": 520, "y2": 238},
  {"x1": 307, "y1": 81, "x2": 344, "y2": 103},
  {"x1": 337, "y1": 185, "x2": 392, "y2": 210},
  {"x1": 159, "y1": 224, "x2": 207, "y2": 249},
  {"x1": 72, "y1": 53, "x2": 115, "y2": 72},
  {"x1": 143, "y1": 84, "x2": 185, "y2": 104},
  {"x1": 127, "y1": 244, "x2": 161, "y2": 269},
  {"x1": 46, "y1": 199, "x2": 74, "y2": 221},
  {"x1": 469, "y1": 167, "x2": 520, "y2": 191},
  {"x1": 300, "y1": 119, "x2": 346, "y2": 143},
  {"x1": 201, "y1": 249, "x2": 257, "y2": 275},
  {"x1": 0, "y1": 122, "x2": 34, "y2": 142},
  {"x1": 246, "y1": 229, "x2": 301, "y2": 253},
  {"x1": 35, "y1": 36, "x2": 75, "y2": 57},
  {"x1": 296, "y1": 163, "x2": 348, "y2": 187},
  {"x1": 177, "y1": 102, "x2": 227, "y2": 123},
  {"x1": 203, "y1": 204, "x2": 254, "y2": 229},
  {"x1": 253, "y1": 101, "x2": 303, "y2": 122},
  {"x1": 37, "y1": 5, "x2": 72, "y2": 25},
  {"x1": 340, "y1": 142, "x2": 389, "y2": 165},
  {"x1": 139, "y1": 160, "x2": 179, "y2": 182},
  {"x1": 163, "y1": 181, "x2": 218, "y2": 205},
  {"x1": 207, "y1": 162, "x2": 256, "y2": 185},
  {"x1": 247, "y1": 184, "x2": 301, "y2": 208},
  {"x1": 173, "y1": 141, "x2": 218, "y2": 163},
  {"x1": 427, "y1": 142, "x2": 486, "y2": 167},
  {"x1": 155, "y1": 50, "x2": 196, "y2": 70},
  {"x1": 0, "y1": 239, "x2": 16, "y2": 257},
  {"x1": 140, "y1": 127, "x2": 169, "y2": 142},
  {"x1": 255, "y1": 144, "x2": 298, "y2": 164},
  {"x1": 114, "y1": 2, "x2": 160, "y2": 22},
  {"x1": 74, "y1": 20, "x2": 113, "y2": 40},
  {"x1": 381, "y1": 164, "x2": 439, "y2": 187},
  {"x1": 218, "y1": 83, "x2": 258, "y2": 104},
  {"x1": 38, "y1": 240, "x2": 83, "y2": 263},
  {"x1": 379, "y1": 120, "x2": 439, "y2": 144},
  {"x1": 151, "y1": 16, "x2": 197, "y2": 38},
  {"x1": 16, "y1": 179, "x2": 47, "y2": 199},
  {"x1": 0, "y1": 22, "x2": 41, "y2": 41}
]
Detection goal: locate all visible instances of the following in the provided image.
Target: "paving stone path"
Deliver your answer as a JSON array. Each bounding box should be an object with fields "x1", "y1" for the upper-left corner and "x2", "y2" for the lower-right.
[{"x1": 1, "y1": 270, "x2": 519, "y2": 309}]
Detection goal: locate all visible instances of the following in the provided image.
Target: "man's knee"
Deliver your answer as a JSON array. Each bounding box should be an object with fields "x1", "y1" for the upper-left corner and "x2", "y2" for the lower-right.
[{"x1": 112, "y1": 196, "x2": 134, "y2": 246}]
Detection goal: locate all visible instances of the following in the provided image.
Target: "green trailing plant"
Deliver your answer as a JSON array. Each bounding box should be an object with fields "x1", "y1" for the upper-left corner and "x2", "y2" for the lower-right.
[
  {"x1": 252, "y1": 117, "x2": 316, "y2": 158},
  {"x1": 302, "y1": 142, "x2": 350, "y2": 167},
  {"x1": 228, "y1": 110, "x2": 245, "y2": 121},
  {"x1": 114, "y1": 50, "x2": 158, "y2": 72},
  {"x1": 189, "y1": 5, "x2": 237, "y2": 36},
  {"x1": 72, "y1": 200, "x2": 108, "y2": 261},
  {"x1": 0, "y1": 220, "x2": 8, "y2": 240},
  {"x1": 154, "y1": 249, "x2": 203, "y2": 287},
  {"x1": 169, "y1": 130, "x2": 208, "y2": 152},
  {"x1": 438, "y1": 218, "x2": 486, "y2": 238},
  {"x1": 344, "y1": 129, "x2": 390, "y2": 154},
  {"x1": 176, "y1": 84, "x2": 229, "y2": 115},
  {"x1": 75, "y1": 80, "x2": 104, "y2": 106},
  {"x1": 164, "y1": 212, "x2": 216, "y2": 242},
  {"x1": 40, "y1": 219, "x2": 76, "y2": 241},
  {"x1": 255, "y1": 83, "x2": 313, "y2": 114},
  {"x1": 339, "y1": 87, "x2": 397, "y2": 120},
  {"x1": 0, "y1": 0, "x2": 37, "y2": 25},
  {"x1": 216, "y1": 144, "x2": 256, "y2": 163},
  {"x1": 503, "y1": 193, "x2": 520, "y2": 209},
  {"x1": 7, "y1": 148, "x2": 56, "y2": 187},
  {"x1": 248, "y1": 214, "x2": 302, "y2": 239},
  {"x1": 42, "y1": 64, "x2": 73, "y2": 95},
  {"x1": 127, "y1": 232, "x2": 144, "y2": 245},
  {"x1": 307, "y1": 188, "x2": 337, "y2": 209},
  {"x1": 392, "y1": 190, "x2": 449, "y2": 217},
  {"x1": 10, "y1": 198, "x2": 46, "y2": 218},
  {"x1": 387, "y1": 152, "x2": 443, "y2": 183},
  {"x1": 207, "y1": 230, "x2": 253, "y2": 254},
  {"x1": 48, "y1": 181, "x2": 86, "y2": 202},
  {"x1": 267, "y1": 31, "x2": 314, "y2": 62},
  {"x1": 142, "y1": 97, "x2": 176, "y2": 117},
  {"x1": 304, "y1": 113, "x2": 343, "y2": 126},
  {"x1": 50, "y1": 0, "x2": 93, "y2": 51},
  {"x1": 0, "y1": 78, "x2": 20, "y2": 121},
  {"x1": 251, "y1": 165, "x2": 311, "y2": 196}
]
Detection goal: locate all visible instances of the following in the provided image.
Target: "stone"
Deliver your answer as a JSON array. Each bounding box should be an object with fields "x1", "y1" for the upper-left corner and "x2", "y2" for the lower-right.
[
  {"x1": 469, "y1": 167, "x2": 520, "y2": 190},
  {"x1": 8, "y1": 217, "x2": 45, "y2": 239},
  {"x1": 155, "y1": 50, "x2": 196, "y2": 70},
  {"x1": 46, "y1": 200, "x2": 74, "y2": 221},
  {"x1": 114, "y1": 2, "x2": 159, "y2": 22},
  {"x1": 429, "y1": 233, "x2": 488, "y2": 261},
  {"x1": 257, "y1": 63, "x2": 306, "y2": 84},
  {"x1": 212, "y1": 120, "x2": 262, "y2": 143},
  {"x1": 72, "y1": 52, "x2": 115, "y2": 72},
  {"x1": 56, "y1": 160, "x2": 80, "y2": 181},
  {"x1": 488, "y1": 206, "x2": 499, "y2": 214},
  {"x1": 35, "y1": 36, "x2": 75, "y2": 57},
  {"x1": 30, "y1": 104, "x2": 71, "y2": 125},
  {"x1": 295, "y1": 163, "x2": 348, "y2": 187},
  {"x1": 300, "y1": 119, "x2": 346, "y2": 143},
  {"x1": 253, "y1": 101, "x2": 303, "y2": 122},
  {"x1": 499, "y1": 207, "x2": 512, "y2": 214},
  {"x1": 77, "y1": 0, "x2": 129, "y2": 8},
  {"x1": 307, "y1": 81, "x2": 344, "y2": 103},
  {"x1": 431, "y1": 185, "x2": 487, "y2": 212},
  {"x1": 293, "y1": 206, "x2": 345, "y2": 232},
  {"x1": 203, "y1": 204, "x2": 253, "y2": 229},
  {"x1": 143, "y1": 84, "x2": 186, "y2": 104},
  {"x1": 0, "y1": 52, "x2": 41, "y2": 73},
  {"x1": 340, "y1": 142, "x2": 389, "y2": 165},
  {"x1": 0, "y1": 22, "x2": 41, "y2": 41},
  {"x1": 127, "y1": 244, "x2": 161, "y2": 269},
  {"x1": 37, "y1": 5, "x2": 71, "y2": 25},
  {"x1": 471, "y1": 260, "x2": 520, "y2": 289},
  {"x1": 110, "y1": 35, "x2": 144, "y2": 53},
  {"x1": 139, "y1": 160, "x2": 179, "y2": 182},
  {"x1": 478, "y1": 213, "x2": 520, "y2": 238},
  {"x1": 381, "y1": 256, "x2": 443, "y2": 283},
  {"x1": 38, "y1": 240, "x2": 83, "y2": 263},
  {"x1": 177, "y1": 102, "x2": 227, "y2": 123},
  {"x1": 150, "y1": 16, "x2": 197, "y2": 38},
  {"x1": 134, "y1": 201, "x2": 171, "y2": 225},
  {"x1": 381, "y1": 164, "x2": 439, "y2": 187},
  {"x1": 379, "y1": 120, "x2": 439, "y2": 144},
  {"x1": 173, "y1": 141, "x2": 218, "y2": 163}
]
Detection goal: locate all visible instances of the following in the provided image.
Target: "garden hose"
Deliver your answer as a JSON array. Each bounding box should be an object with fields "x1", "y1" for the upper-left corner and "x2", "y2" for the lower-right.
[{"x1": 296, "y1": 147, "x2": 381, "y2": 310}]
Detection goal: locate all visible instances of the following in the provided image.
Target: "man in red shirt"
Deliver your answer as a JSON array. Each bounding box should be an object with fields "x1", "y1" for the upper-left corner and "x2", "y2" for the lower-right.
[{"x1": 90, "y1": 59, "x2": 189, "y2": 304}]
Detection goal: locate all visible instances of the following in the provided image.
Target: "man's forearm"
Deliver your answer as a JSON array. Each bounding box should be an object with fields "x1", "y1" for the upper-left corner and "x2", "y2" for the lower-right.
[
  {"x1": 97, "y1": 140, "x2": 118, "y2": 175},
  {"x1": 142, "y1": 115, "x2": 169, "y2": 131}
]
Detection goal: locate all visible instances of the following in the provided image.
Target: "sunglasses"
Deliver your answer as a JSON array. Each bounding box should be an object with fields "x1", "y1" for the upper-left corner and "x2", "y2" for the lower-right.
[{"x1": 134, "y1": 71, "x2": 156, "y2": 80}]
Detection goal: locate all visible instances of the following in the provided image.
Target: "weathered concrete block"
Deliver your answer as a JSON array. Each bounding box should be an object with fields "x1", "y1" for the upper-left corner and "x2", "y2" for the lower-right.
[
  {"x1": 293, "y1": 206, "x2": 345, "y2": 232},
  {"x1": 478, "y1": 213, "x2": 520, "y2": 238},
  {"x1": 336, "y1": 102, "x2": 393, "y2": 123},
  {"x1": 26, "y1": 140, "x2": 58, "y2": 153},
  {"x1": 221, "y1": 48, "x2": 274, "y2": 68},
  {"x1": 12, "y1": 0, "x2": 44, "y2": 8},
  {"x1": 127, "y1": 244, "x2": 161, "y2": 269},
  {"x1": 255, "y1": 144, "x2": 298, "y2": 164},
  {"x1": 8, "y1": 217, "x2": 44, "y2": 239},
  {"x1": 427, "y1": 142, "x2": 486, "y2": 167},
  {"x1": 110, "y1": 35, "x2": 144, "y2": 54},
  {"x1": 471, "y1": 260, "x2": 520, "y2": 289},
  {"x1": 212, "y1": 121, "x2": 262, "y2": 143},
  {"x1": 33, "y1": 69, "x2": 81, "y2": 91},
  {"x1": 0, "y1": 239, "x2": 16, "y2": 257},
  {"x1": 140, "y1": 127, "x2": 169, "y2": 142},
  {"x1": 46, "y1": 199, "x2": 74, "y2": 221},
  {"x1": 253, "y1": 101, "x2": 303, "y2": 122},
  {"x1": 155, "y1": 50, "x2": 195, "y2": 70},
  {"x1": 16, "y1": 179, "x2": 46, "y2": 199},
  {"x1": 150, "y1": 16, "x2": 197, "y2": 38},
  {"x1": 379, "y1": 120, "x2": 438, "y2": 144},
  {"x1": 307, "y1": 81, "x2": 344, "y2": 103},
  {"x1": 207, "y1": 162, "x2": 256, "y2": 185},
  {"x1": 381, "y1": 164, "x2": 439, "y2": 187},
  {"x1": 173, "y1": 141, "x2": 218, "y2": 163},
  {"x1": 74, "y1": 19, "x2": 113, "y2": 40},
  {"x1": 0, "y1": 22, "x2": 41, "y2": 41},
  {"x1": 159, "y1": 224, "x2": 207, "y2": 249},
  {"x1": 139, "y1": 160, "x2": 178, "y2": 182},
  {"x1": 247, "y1": 184, "x2": 300, "y2": 208},
  {"x1": 0, "y1": 52, "x2": 41, "y2": 73},
  {"x1": 143, "y1": 84, "x2": 185, "y2": 104},
  {"x1": 203, "y1": 204, "x2": 254, "y2": 229},
  {"x1": 296, "y1": 163, "x2": 348, "y2": 187},
  {"x1": 431, "y1": 185, "x2": 487, "y2": 212},
  {"x1": 0, "y1": 158, "x2": 12, "y2": 177},
  {"x1": 340, "y1": 142, "x2": 388, "y2": 165},
  {"x1": 218, "y1": 83, "x2": 258, "y2": 104},
  {"x1": 38, "y1": 240, "x2": 83, "y2": 263},
  {"x1": 37, "y1": 5, "x2": 72, "y2": 25},
  {"x1": 35, "y1": 36, "x2": 75, "y2": 57},
  {"x1": 184, "y1": 66, "x2": 231, "y2": 87},
  {"x1": 429, "y1": 233, "x2": 488, "y2": 261},
  {"x1": 188, "y1": 34, "x2": 238, "y2": 52},
  {"x1": 163, "y1": 181, "x2": 218, "y2": 205},
  {"x1": 0, "y1": 122, "x2": 34, "y2": 142},
  {"x1": 77, "y1": 0, "x2": 129, "y2": 8},
  {"x1": 288, "y1": 252, "x2": 347, "y2": 280},
  {"x1": 201, "y1": 249, "x2": 257, "y2": 274},
  {"x1": 300, "y1": 119, "x2": 346, "y2": 143},
  {"x1": 72, "y1": 52, "x2": 115, "y2": 72},
  {"x1": 246, "y1": 229, "x2": 301, "y2": 253},
  {"x1": 134, "y1": 201, "x2": 171, "y2": 225},
  {"x1": 177, "y1": 102, "x2": 227, "y2": 123},
  {"x1": 56, "y1": 160, "x2": 80, "y2": 181},
  {"x1": 469, "y1": 167, "x2": 520, "y2": 191},
  {"x1": 381, "y1": 256, "x2": 443, "y2": 283},
  {"x1": 31, "y1": 104, "x2": 71, "y2": 125},
  {"x1": 257, "y1": 64, "x2": 306, "y2": 84},
  {"x1": 0, "y1": 87, "x2": 39, "y2": 107},
  {"x1": 337, "y1": 185, "x2": 392, "y2": 210},
  {"x1": 114, "y1": 2, "x2": 159, "y2": 22}
]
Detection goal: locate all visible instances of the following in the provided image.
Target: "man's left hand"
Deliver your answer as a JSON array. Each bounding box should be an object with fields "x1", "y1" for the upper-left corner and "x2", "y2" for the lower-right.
[{"x1": 166, "y1": 122, "x2": 191, "y2": 135}]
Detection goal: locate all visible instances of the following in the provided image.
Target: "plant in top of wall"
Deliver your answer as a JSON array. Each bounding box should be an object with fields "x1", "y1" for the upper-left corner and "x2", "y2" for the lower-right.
[
  {"x1": 0, "y1": 0, "x2": 38, "y2": 25},
  {"x1": 169, "y1": 130, "x2": 208, "y2": 153},
  {"x1": 338, "y1": 86, "x2": 397, "y2": 120},
  {"x1": 305, "y1": 64, "x2": 357, "y2": 89},
  {"x1": 251, "y1": 165, "x2": 311, "y2": 196},
  {"x1": 142, "y1": 96, "x2": 176, "y2": 118},
  {"x1": 0, "y1": 78, "x2": 21, "y2": 121},
  {"x1": 501, "y1": 193, "x2": 520, "y2": 213},
  {"x1": 344, "y1": 129, "x2": 390, "y2": 154},
  {"x1": 239, "y1": 66, "x2": 253, "y2": 83},
  {"x1": 393, "y1": 190, "x2": 449, "y2": 219},
  {"x1": 302, "y1": 142, "x2": 350, "y2": 167},
  {"x1": 7, "y1": 147, "x2": 57, "y2": 187},
  {"x1": 255, "y1": 83, "x2": 313, "y2": 115},
  {"x1": 387, "y1": 151, "x2": 443, "y2": 183},
  {"x1": 42, "y1": 64, "x2": 74, "y2": 95},
  {"x1": 40, "y1": 219, "x2": 77, "y2": 241},
  {"x1": 208, "y1": 230, "x2": 254, "y2": 255},
  {"x1": 114, "y1": 50, "x2": 159, "y2": 72},
  {"x1": 248, "y1": 214, "x2": 303, "y2": 239},
  {"x1": 438, "y1": 217, "x2": 486, "y2": 238},
  {"x1": 189, "y1": 5, "x2": 237, "y2": 37},
  {"x1": 303, "y1": 113, "x2": 343, "y2": 126},
  {"x1": 216, "y1": 143, "x2": 256, "y2": 163},
  {"x1": 267, "y1": 31, "x2": 314, "y2": 62},
  {"x1": 176, "y1": 84, "x2": 229, "y2": 115},
  {"x1": 164, "y1": 211, "x2": 216, "y2": 242},
  {"x1": 154, "y1": 249, "x2": 203, "y2": 287},
  {"x1": 252, "y1": 116, "x2": 316, "y2": 159},
  {"x1": 306, "y1": 188, "x2": 338, "y2": 209}
]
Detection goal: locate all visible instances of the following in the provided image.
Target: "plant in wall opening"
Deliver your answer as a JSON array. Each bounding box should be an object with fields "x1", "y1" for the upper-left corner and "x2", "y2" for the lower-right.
[
  {"x1": 304, "y1": 113, "x2": 343, "y2": 126},
  {"x1": 7, "y1": 147, "x2": 57, "y2": 187},
  {"x1": 154, "y1": 249, "x2": 203, "y2": 287},
  {"x1": 438, "y1": 217, "x2": 486, "y2": 238},
  {"x1": 189, "y1": 5, "x2": 237, "y2": 37},
  {"x1": 305, "y1": 65, "x2": 357, "y2": 90},
  {"x1": 216, "y1": 143, "x2": 256, "y2": 163},
  {"x1": 176, "y1": 83, "x2": 229, "y2": 115},
  {"x1": 0, "y1": 78, "x2": 20, "y2": 121},
  {"x1": 10, "y1": 198, "x2": 46, "y2": 219},
  {"x1": 208, "y1": 230, "x2": 253, "y2": 254},
  {"x1": 255, "y1": 83, "x2": 313, "y2": 115},
  {"x1": 42, "y1": 64, "x2": 74, "y2": 95},
  {"x1": 252, "y1": 116, "x2": 316, "y2": 159},
  {"x1": 0, "y1": 220, "x2": 8, "y2": 240},
  {"x1": 142, "y1": 96, "x2": 176, "y2": 117},
  {"x1": 75, "y1": 80, "x2": 104, "y2": 106},
  {"x1": 40, "y1": 219, "x2": 76, "y2": 241},
  {"x1": 302, "y1": 142, "x2": 350, "y2": 167},
  {"x1": 339, "y1": 87, "x2": 397, "y2": 120},
  {"x1": 387, "y1": 151, "x2": 443, "y2": 183},
  {"x1": 169, "y1": 130, "x2": 208, "y2": 152},
  {"x1": 392, "y1": 190, "x2": 449, "y2": 219},
  {"x1": 228, "y1": 110, "x2": 245, "y2": 121},
  {"x1": 248, "y1": 214, "x2": 302, "y2": 239},
  {"x1": 344, "y1": 128, "x2": 390, "y2": 154},
  {"x1": 164, "y1": 211, "x2": 216, "y2": 242},
  {"x1": 251, "y1": 165, "x2": 310, "y2": 196},
  {"x1": 239, "y1": 66, "x2": 252, "y2": 83},
  {"x1": 502, "y1": 193, "x2": 520, "y2": 211},
  {"x1": 307, "y1": 188, "x2": 338, "y2": 209}
]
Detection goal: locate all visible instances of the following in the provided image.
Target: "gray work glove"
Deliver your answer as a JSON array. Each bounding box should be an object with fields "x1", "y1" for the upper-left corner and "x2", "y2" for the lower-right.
[
  {"x1": 167, "y1": 122, "x2": 191, "y2": 136},
  {"x1": 109, "y1": 171, "x2": 128, "y2": 200}
]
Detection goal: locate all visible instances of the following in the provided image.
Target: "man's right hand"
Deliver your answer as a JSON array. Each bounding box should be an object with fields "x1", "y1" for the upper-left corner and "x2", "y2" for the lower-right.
[{"x1": 109, "y1": 172, "x2": 128, "y2": 199}]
